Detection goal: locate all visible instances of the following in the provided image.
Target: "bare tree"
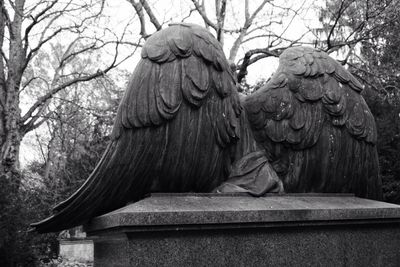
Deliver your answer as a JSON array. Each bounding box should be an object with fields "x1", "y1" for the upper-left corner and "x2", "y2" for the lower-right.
[
  {"x1": 127, "y1": 0, "x2": 314, "y2": 83},
  {"x1": 0, "y1": 0, "x2": 138, "y2": 186}
]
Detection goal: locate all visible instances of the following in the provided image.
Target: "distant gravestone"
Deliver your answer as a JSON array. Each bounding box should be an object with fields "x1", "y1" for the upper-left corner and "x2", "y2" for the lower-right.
[{"x1": 59, "y1": 226, "x2": 93, "y2": 264}]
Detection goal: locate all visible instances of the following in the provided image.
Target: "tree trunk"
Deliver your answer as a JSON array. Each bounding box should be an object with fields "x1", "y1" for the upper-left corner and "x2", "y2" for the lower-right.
[
  {"x1": 0, "y1": 0, "x2": 6, "y2": 172},
  {"x1": 0, "y1": 0, "x2": 25, "y2": 189}
]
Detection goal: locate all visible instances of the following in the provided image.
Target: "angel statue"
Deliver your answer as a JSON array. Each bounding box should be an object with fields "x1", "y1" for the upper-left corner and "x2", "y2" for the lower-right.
[{"x1": 32, "y1": 24, "x2": 381, "y2": 233}]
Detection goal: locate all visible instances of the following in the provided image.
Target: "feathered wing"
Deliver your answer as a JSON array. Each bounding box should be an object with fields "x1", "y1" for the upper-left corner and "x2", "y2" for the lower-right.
[
  {"x1": 245, "y1": 46, "x2": 382, "y2": 200},
  {"x1": 31, "y1": 23, "x2": 241, "y2": 233}
]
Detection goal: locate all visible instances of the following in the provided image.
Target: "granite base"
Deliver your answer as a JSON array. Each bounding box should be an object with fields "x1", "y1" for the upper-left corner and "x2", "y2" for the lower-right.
[{"x1": 85, "y1": 194, "x2": 400, "y2": 267}]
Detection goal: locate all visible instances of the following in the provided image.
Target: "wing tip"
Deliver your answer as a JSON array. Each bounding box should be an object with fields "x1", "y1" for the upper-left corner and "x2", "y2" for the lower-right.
[{"x1": 30, "y1": 215, "x2": 58, "y2": 233}]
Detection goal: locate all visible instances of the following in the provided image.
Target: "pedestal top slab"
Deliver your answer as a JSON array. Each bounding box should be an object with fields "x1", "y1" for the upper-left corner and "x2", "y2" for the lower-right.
[{"x1": 85, "y1": 193, "x2": 400, "y2": 234}]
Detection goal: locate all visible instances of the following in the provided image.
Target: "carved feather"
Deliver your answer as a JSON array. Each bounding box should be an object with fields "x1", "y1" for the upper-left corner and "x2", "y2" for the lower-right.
[
  {"x1": 31, "y1": 23, "x2": 241, "y2": 233},
  {"x1": 245, "y1": 46, "x2": 381, "y2": 200}
]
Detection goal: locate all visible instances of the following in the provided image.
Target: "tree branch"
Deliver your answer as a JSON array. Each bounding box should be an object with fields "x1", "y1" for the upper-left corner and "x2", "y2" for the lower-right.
[
  {"x1": 20, "y1": 76, "x2": 49, "y2": 93},
  {"x1": 190, "y1": 0, "x2": 217, "y2": 30},
  {"x1": 326, "y1": 0, "x2": 346, "y2": 50},
  {"x1": 1, "y1": 1, "x2": 12, "y2": 33},
  {"x1": 22, "y1": 0, "x2": 105, "y2": 70},
  {"x1": 139, "y1": 0, "x2": 161, "y2": 31},
  {"x1": 236, "y1": 47, "x2": 282, "y2": 83},
  {"x1": 20, "y1": 37, "x2": 140, "y2": 132},
  {"x1": 216, "y1": 0, "x2": 227, "y2": 44},
  {"x1": 128, "y1": 0, "x2": 148, "y2": 38},
  {"x1": 23, "y1": 0, "x2": 58, "y2": 43},
  {"x1": 228, "y1": 0, "x2": 271, "y2": 61}
]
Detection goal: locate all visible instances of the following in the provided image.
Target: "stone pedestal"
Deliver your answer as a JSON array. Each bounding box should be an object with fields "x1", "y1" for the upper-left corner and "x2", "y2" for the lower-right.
[{"x1": 85, "y1": 193, "x2": 400, "y2": 267}]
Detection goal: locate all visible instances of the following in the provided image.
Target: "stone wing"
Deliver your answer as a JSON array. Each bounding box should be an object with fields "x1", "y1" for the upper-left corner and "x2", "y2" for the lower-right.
[
  {"x1": 31, "y1": 24, "x2": 242, "y2": 233},
  {"x1": 245, "y1": 47, "x2": 381, "y2": 199},
  {"x1": 112, "y1": 23, "x2": 241, "y2": 146}
]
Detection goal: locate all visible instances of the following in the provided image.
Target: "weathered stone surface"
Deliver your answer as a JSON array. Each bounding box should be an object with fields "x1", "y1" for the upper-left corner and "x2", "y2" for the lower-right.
[
  {"x1": 244, "y1": 46, "x2": 382, "y2": 200},
  {"x1": 86, "y1": 194, "x2": 400, "y2": 267}
]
